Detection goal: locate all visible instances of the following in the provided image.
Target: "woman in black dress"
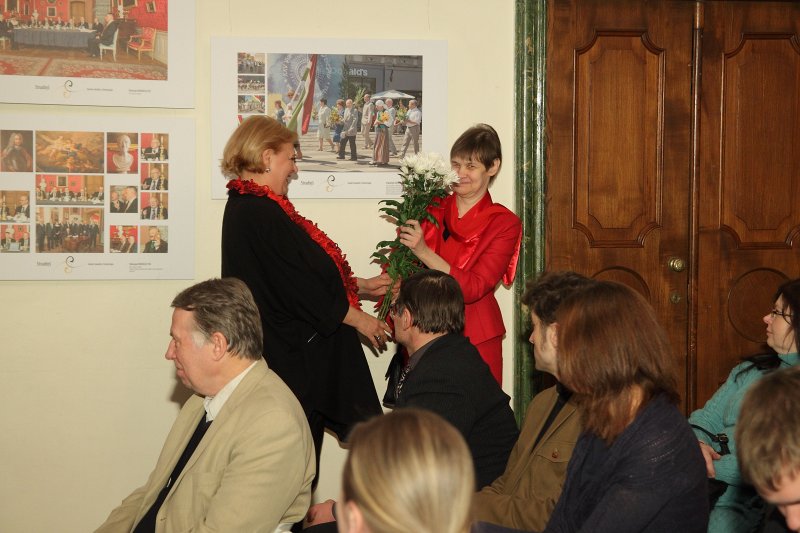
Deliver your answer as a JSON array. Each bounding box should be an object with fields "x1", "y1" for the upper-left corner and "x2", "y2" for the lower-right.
[{"x1": 220, "y1": 116, "x2": 391, "y2": 466}]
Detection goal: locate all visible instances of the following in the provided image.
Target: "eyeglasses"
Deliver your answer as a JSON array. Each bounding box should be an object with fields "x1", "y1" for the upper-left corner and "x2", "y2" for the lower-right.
[
  {"x1": 389, "y1": 302, "x2": 402, "y2": 317},
  {"x1": 770, "y1": 308, "x2": 793, "y2": 320}
]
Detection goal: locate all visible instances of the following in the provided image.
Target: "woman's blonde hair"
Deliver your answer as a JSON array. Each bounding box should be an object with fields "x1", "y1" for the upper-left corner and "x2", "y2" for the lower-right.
[
  {"x1": 220, "y1": 115, "x2": 297, "y2": 179},
  {"x1": 342, "y1": 409, "x2": 474, "y2": 533}
]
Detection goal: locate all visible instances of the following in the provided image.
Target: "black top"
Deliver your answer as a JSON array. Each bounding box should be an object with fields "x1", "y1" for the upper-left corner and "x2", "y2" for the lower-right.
[
  {"x1": 544, "y1": 394, "x2": 709, "y2": 533},
  {"x1": 99, "y1": 21, "x2": 119, "y2": 45},
  {"x1": 395, "y1": 333, "x2": 519, "y2": 489},
  {"x1": 221, "y1": 189, "x2": 381, "y2": 440}
]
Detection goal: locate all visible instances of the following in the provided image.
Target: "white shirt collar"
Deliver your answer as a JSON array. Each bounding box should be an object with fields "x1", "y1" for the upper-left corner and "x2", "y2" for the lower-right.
[{"x1": 203, "y1": 360, "x2": 258, "y2": 422}]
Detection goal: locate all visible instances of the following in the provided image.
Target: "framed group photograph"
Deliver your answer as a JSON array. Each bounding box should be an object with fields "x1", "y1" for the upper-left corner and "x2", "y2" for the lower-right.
[{"x1": 0, "y1": 0, "x2": 195, "y2": 108}]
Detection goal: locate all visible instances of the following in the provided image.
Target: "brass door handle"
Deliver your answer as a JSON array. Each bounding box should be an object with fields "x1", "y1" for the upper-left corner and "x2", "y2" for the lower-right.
[{"x1": 668, "y1": 257, "x2": 687, "y2": 272}]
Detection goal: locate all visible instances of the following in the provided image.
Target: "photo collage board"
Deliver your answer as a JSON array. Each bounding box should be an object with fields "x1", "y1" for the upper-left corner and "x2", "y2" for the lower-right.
[{"x1": 0, "y1": 115, "x2": 194, "y2": 279}]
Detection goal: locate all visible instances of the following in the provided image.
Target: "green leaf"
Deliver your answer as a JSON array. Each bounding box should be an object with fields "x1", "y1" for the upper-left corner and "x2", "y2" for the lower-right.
[
  {"x1": 379, "y1": 208, "x2": 401, "y2": 219},
  {"x1": 423, "y1": 212, "x2": 439, "y2": 227},
  {"x1": 371, "y1": 252, "x2": 389, "y2": 263}
]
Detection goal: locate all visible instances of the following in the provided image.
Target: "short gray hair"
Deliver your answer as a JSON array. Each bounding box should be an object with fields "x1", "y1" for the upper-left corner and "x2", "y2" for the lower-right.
[{"x1": 171, "y1": 278, "x2": 263, "y2": 360}]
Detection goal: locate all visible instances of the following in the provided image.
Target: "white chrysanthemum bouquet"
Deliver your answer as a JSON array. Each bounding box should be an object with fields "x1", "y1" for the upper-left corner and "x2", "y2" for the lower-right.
[{"x1": 372, "y1": 153, "x2": 459, "y2": 320}]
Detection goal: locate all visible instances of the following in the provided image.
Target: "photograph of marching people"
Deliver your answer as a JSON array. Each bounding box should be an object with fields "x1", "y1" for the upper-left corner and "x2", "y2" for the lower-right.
[
  {"x1": 211, "y1": 39, "x2": 446, "y2": 198},
  {"x1": 237, "y1": 94, "x2": 265, "y2": 114},
  {"x1": 140, "y1": 133, "x2": 168, "y2": 161},
  {"x1": 238, "y1": 75, "x2": 265, "y2": 94},
  {"x1": 0, "y1": 190, "x2": 31, "y2": 222},
  {"x1": 140, "y1": 224, "x2": 167, "y2": 253},
  {"x1": 35, "y1": 206, "x2": 102, "y2": 253},
  {"x1": 0, "y1": 224, "x2": 30, "y2": 252},
  {"x1": 109, "y1": 225, "x2": 138, "y2": 253},
  {"x1": 106, "y1": 132, "x2": 138, "y2": 174},
  {"x1": 264, "y1": 52, "x2": 423, "y2": 172},
  {"x1": 1, "y1": 130, "x2": 34, "y2": 172},
  {"x1": 237, "y1": 52, "x2": 264, "y2": 74},
  {"x1": 36, "y1": 174, "x2": 104, "y2": 205},
  {"x1": 141, "y1": 163, "x2": 168, "y2": 190},
  {"x1": 140, "y1": 192, "x2": 168, "y2": 220},
  {"x1": 35, "y1": 130, "x2": 104, "y2": 173}
]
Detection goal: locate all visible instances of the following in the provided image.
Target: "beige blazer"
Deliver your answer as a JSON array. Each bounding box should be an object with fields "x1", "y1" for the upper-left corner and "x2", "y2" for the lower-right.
[
  {"x1": 473, "y1": 385, "x2": 581, "y2": 531},
  {"x1": 96, "y1": 359, "x2": 315, "y2": 533}
]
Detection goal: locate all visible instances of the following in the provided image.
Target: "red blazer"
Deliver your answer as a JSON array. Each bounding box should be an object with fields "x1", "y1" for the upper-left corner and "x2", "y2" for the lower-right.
[{"x1": 423, "y1": 193, "x2": 522, "y2": 346}]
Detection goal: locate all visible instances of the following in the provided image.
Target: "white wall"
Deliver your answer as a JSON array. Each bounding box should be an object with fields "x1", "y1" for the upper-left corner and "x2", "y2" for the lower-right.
[{"x1": 0, "y1": 1, "x2": 516, "y2": 531}]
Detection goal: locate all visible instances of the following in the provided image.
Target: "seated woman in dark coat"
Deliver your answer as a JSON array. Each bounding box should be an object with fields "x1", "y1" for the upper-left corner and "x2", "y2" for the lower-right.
[
  {"x1": 475, "y1": 282, "x2": 709, "y2": 533},
  {"x1": 542, "y1": 281, "x2": 709, "y2": 532}
]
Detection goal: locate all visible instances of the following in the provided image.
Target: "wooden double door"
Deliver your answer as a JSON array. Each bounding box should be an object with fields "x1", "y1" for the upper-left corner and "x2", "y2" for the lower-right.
[{"x1": 545, "y1": 0, "x2": 800, "y2": 409}]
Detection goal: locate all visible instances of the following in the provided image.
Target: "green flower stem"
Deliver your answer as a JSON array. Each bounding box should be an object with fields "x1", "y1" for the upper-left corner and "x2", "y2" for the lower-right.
[{"x1": 376, "y1": 274, "x2": 398, "y2": 321}]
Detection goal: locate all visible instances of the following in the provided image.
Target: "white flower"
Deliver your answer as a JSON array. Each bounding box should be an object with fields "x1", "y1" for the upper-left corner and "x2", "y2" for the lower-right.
[
  {"x1": 441, "y1": 168, "x2": 459, "y2": 188},
  {"x1": 397, "y1": 152, "x2": 457, "y2": 190},
  {"x1": 412, "y1": 154, "x2": 431, "y2": 175},
  {"x1": 400, "y1": 153, "x2": 419, "y2": 169}
]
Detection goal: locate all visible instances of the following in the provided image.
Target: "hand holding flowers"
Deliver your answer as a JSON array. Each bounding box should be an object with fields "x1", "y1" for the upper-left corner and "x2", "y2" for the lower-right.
[{"x1": 372, "y1": 153, "x2": 459, "y2": 320}]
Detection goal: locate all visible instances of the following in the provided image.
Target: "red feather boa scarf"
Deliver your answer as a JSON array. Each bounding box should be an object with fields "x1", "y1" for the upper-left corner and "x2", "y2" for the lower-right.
[{"x1": 227, "y1": 178, "x2": 361, "y2": 308}]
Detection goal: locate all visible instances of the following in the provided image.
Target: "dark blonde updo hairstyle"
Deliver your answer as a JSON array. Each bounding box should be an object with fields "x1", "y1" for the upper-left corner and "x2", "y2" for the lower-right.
[
  {"x1": 220, "y1": 116, "x2": 297, "y2": 179},
  {"x1": 341, "y1": 409, "x2": 474, "y2": 533}
]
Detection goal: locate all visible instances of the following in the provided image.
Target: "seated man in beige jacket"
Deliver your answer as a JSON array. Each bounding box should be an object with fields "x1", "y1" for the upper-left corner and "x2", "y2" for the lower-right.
[
  {"x1": 473, "y1": 272, "x2": 594, "y2": 531},
  {"x1": 96, "y1": 278, "x2": 315, "y2": 533}
]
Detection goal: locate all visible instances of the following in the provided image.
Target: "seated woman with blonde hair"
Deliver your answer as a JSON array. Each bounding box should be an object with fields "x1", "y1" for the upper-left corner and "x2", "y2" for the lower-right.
[{"x1": 335, "y1": 409, "x2": 474, "y2": 533}]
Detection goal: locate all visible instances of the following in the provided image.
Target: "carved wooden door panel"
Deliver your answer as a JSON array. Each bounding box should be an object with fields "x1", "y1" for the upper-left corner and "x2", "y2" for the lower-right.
[
  {"x1": 545, "y1": 0, "x2": 800, "y2": 410},
  {"x1": 695, "y1": 2, "x2": 800, "y2": 405},
  {"x1": 546, "y1": 0, "x2": 694, "y2": 402}
]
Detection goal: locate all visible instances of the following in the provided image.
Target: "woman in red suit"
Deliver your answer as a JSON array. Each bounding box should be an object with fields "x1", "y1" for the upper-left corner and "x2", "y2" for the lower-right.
[{"x1": 399, "y1": 124, "x2": 521, "y2": 384}]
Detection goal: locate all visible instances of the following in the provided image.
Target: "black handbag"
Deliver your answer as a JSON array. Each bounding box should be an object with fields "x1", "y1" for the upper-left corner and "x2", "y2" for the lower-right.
[{"x1": 691, "y1": 424, "x2": 731, "y2": 507}]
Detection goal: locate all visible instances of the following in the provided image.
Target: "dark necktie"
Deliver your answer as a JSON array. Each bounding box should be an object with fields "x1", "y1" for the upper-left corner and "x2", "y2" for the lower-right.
[{"x1": 133, "y1": 415, "x2": 212, "y2": 533}]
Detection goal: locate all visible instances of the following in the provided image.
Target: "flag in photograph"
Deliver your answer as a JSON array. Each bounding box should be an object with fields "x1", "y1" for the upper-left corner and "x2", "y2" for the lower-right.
[{"x1": 287, "y1": 54, "x2": 318, "y2": 135}]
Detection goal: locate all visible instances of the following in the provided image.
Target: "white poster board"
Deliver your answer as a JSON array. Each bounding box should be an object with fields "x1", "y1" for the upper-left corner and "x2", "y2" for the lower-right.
[
  {"x1": 0, "y1": 114, "x2": 195, "y2": 279},
  {"x1": 210, "y1": 37, "x2": 447, "y2": 199},
  {"x1": 0, "y1": 0, "x2": 195, "y2": 108}
]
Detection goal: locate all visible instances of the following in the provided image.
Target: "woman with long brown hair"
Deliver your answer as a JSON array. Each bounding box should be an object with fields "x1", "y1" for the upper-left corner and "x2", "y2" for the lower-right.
[{"x1": 542, "y1": 281, "x2": 708, "y2": 532}]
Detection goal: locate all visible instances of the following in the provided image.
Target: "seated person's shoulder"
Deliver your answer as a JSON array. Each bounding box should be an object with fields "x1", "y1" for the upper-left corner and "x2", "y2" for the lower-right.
[{"x1": 250, "y1": 368, "x2": 307, "y2": 417}]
